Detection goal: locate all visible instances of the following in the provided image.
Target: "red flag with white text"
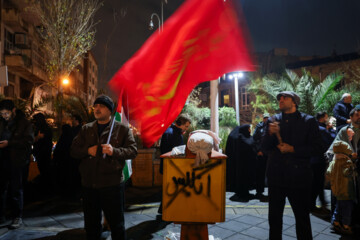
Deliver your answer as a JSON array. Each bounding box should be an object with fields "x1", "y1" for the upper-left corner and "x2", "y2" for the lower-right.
[{"x1": 109, "y1": 0, "x2": 255, "y2": 147}]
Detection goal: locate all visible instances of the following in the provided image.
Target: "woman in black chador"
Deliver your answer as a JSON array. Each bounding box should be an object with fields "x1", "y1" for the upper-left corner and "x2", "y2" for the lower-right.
[{"x1": 225, "y1": 124, "x2": 257, "y2": 202}]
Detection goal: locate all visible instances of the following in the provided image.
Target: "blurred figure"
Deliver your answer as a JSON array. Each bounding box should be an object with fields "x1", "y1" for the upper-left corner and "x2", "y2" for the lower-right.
[
  {"x1": 32, "y1": 113, "x2": 53, "y2": 190},
  {"x1": 327, "y1": 139, "x2": 357, "y2": 235},
  {"x1": 226, "y1": 124, "x2": 257, "y2": 202},
  {"x1": 71, "y1": 114, "x2": 82, "y2": 138},
  {"x1": 70, "y1": 114, "x2": 83, "y2": 194},
  {"x1": 0, "y1": 99, "x2": 34, "y2": 229},
  {"x1": 53, "y1": 124, "x2": 74, "y2": 194},
  {"x1": 310, "y1": 112, "x2": 336, "y2": 215},
  {"x1": 333, "y1": 93, "x2": 353, "y2": 132},
  {"x1": 158, "y1": 114, "x2": 191, "y2": 215},
  {"x1": 327, "y1": 108, "x2": 360, "y2": 228},
  {"x1": 253, "y1": 113, "x2": 270, "y2": 201}
]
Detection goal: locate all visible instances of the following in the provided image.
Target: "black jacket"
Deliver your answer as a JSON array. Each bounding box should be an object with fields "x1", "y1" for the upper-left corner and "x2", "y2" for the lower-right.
[
  {"x1": 333, "y1": 100, "x2": 353, "y2": 130},
  {"x1": 253, "y1": 121, "x2": 266, "y2": 153},
  {"x1": 225, "y1": 125, "x2": 257, "y2": 193},
  {"x1": 0, "y1": 110, "x2": 34, "y2": 167},
  {"x1": 159, "y1": 124, "x2": 184, "y2": 174},
  {"x1": 70, "y1": 120, "x2": 137, "y2": 188},
  {"x1": 262, "y1": 111, "x2": 323, "y2": 188}
]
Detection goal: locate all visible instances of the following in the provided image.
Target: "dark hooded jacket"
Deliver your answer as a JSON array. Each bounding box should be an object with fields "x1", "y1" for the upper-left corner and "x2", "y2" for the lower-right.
[
  {"x1": 0, "y1": 109, "x2": 34, "y2": 167},
  {"x1": 225, "y1": 125, "x2": 257, "y2": 194}
]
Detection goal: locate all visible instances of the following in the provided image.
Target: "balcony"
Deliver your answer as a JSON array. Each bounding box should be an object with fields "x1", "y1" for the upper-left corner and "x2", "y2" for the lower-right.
[
  {"x1": 5, "y1": 50, "x2": 31, "y2": 69},
  {"x1": 5, "y1": 48, "x2": 47, "y2": 84},
  {"x1": 2, "y1": 8, "x2": 27, "y2": 33}
]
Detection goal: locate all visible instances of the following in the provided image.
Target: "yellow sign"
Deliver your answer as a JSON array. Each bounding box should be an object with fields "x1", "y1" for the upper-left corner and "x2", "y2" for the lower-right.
[{"x1": 162, "y1": 157, "x2": 226, "y2": 223}]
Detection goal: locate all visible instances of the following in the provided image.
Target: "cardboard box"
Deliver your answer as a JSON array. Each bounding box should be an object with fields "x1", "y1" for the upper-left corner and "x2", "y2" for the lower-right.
[{"x1": 162, "y1": 151, "x2": 226, "y2": 223}]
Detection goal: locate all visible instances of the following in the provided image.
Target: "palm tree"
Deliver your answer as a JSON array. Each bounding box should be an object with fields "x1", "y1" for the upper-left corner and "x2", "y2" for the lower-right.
[{"x1": 261, "y1": 69, "x2": 344, "y2": 116}]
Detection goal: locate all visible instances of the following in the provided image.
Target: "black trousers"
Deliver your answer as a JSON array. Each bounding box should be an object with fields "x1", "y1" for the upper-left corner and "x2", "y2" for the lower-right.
[
  {"x1": 82, "y1": 184, "x2": 126, "y2": 240},
  {"x1": 268, "y1": 186, "x2": 312, "y2": 240},
  {"x1": 310, "y1": 162, "x2": 326, "y2": 209},
  {"x1": 0, "y1": 164, "x2": 24, "y2": 219},
  {"x1": 256, "y1": 155, "x2": 267, "y2": 194}
]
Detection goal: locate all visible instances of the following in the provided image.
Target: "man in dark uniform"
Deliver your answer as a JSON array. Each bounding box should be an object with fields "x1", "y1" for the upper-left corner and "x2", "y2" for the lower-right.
[{"x1": 262, "y1": 91, "x2": 323, "y2": 240}]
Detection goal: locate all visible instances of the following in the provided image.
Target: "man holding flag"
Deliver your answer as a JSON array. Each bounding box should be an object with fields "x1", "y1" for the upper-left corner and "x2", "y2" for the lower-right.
[{"x1": 71, "y1": 95, "x2": 137, "y2": 240}]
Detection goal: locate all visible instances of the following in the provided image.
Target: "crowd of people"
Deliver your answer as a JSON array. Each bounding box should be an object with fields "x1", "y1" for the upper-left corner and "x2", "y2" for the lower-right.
[
  {"x1": 0, "y1": 94, "x2": 138, "y2": 240},
  {"x1": 1, "y1": 90, "x2": 360, "y2": 239},
  {"x1": 0, "y1": 99, "x2": 86, "y2": 229},
  {"x1": 226, "y1": 91, "x2": 360, "y2": 238}
]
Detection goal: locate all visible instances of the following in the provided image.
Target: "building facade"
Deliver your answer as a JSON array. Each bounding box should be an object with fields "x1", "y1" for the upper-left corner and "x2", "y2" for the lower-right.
[{"x1": 0, "y1": 0, "x2": 98, "y2": 112}]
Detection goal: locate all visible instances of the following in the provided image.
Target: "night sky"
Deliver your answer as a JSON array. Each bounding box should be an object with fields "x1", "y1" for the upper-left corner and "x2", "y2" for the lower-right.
[{"x1": 93, "y1": 0, "x2": 360, "y2": 89}]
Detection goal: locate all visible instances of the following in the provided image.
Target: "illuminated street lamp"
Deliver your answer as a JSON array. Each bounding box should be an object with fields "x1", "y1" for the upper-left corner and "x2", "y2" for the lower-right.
[
  {"x1": 149, "y1": 13, "x2": 161, "y2": 33},
  {"x1": 62, "y1": 78, "x2": 70, "y2": 86},
  {"x1": 149, "y1": 0, "x2": 168, "y2": 33},
  {"x1": 228, "y1": 72, "x2": 244, "y2": 124}
]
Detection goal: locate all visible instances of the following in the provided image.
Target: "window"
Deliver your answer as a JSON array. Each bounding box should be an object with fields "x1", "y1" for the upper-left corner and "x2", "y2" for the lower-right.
[
  {"x1": 20, "y1": 78, "x2": 33, "y2": 99},
  {"x1": 8, "y1": 73, "x2": 15, "y2": 83},
  {"x1": 220, "y1": 90, "x2": 230, "y2": 107},
  {"x1": 89, "y1": 87, "x2": 91, "y2": 95},
  {"x1": 241, "y1": 87, "x2": 250, "y2": 109},
  {"x1": 4, "y1": 84, "x2": 15, "y2": 98},
  {"x1": 4, "y1": 29, "x2": 14, "y2": 53}
]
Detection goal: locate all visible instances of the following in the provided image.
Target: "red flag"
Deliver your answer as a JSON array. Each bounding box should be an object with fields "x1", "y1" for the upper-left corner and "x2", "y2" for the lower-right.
[{"x1": 109, "y1": 0, "x2": 255, "y2": 147}]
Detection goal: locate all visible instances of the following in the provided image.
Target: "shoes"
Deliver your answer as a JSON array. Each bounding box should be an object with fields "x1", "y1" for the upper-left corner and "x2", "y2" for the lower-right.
[
  {"x1": 229, "y1": 193, "x2": 253, "y2": 202},
  {"x1": 331, "y1": 221, "x2": 353, "y2": 235},
  {"x1": 311, "y1": 206, "x2": 330, "y2": 217},
  {"x1": 255, "y1": 193, "x2": 269, "y2": 202},
  {"x1": 9, "y1": 217, "x2": 23, "y2": 229},
  {"x1": 341, "y1": 225, "x2": 353, "y2": 235},
  {"x1": 331, "y1": 221, "x2": 342, "y2": 232}
]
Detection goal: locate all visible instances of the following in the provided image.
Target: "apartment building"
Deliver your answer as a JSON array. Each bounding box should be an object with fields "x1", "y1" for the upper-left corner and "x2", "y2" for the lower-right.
[{"x1": 0, "y1": 0, "x2": 98, "y2": 111}]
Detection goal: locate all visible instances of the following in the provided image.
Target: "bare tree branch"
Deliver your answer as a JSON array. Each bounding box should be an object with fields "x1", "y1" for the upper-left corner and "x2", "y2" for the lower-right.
[{"x1": 27, "y1": 0, "x2": 102, "y2": 85}]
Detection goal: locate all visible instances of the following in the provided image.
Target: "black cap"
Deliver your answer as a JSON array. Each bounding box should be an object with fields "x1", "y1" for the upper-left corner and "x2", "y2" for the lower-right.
[
  {"x1": 94, "y1": 95, "x2": 114, "y2": 112},
  {"x1": 276, "y1": 91, "x2": 300, "y2": 106}
]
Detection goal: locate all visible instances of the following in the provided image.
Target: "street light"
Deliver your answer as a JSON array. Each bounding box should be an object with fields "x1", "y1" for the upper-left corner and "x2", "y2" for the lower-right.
[
  {"x1": 149, "y1": 0, "x2": 168, "y2": 33},
  {"x1": 228, "y1": 72, "x2": 244, "y2": 125},
  {"x1": 62, "y1": 78, "x2": 69, "y2": 86},
  {"x1": 149, "y1": 13, "x2": 161, "y2": 34}
]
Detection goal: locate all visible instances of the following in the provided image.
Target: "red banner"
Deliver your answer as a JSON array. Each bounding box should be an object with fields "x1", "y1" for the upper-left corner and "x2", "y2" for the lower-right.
[{"x1": 109, "y1": 0, "x2": 255, "y2": 147}]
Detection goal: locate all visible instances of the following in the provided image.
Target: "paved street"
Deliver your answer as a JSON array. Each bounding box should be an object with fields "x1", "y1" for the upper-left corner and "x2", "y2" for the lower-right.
[{"x1": 0, "y1": 186, "x2": 358, "y2": 240}]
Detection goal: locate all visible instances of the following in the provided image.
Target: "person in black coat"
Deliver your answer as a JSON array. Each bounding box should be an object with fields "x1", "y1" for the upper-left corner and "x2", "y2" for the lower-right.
[
  {"x1": 157, "y1": 114, "x2": 191, "y2": 214},
  {"x1": 53, "y1": 124, "x2": 74, "y2": 194},
  {"x1": 310, "y1": 112, "x2": 336, "y2": 214},
  {"x1": 0, "y1": 100, "x2": 34, "y2": 229},
  {"x1": 333, "y1": 93, "x2": 353, "y2": 132},
  {"x1": 253, "y1": 113, "x2": 270, "y2": 201},
  {"x1": 262, "y1": 91, "x2": 323, "y2": 240},
  {"x1": 226, "y1": 124, "x2": 257, "y2": 202},
  {"x1": 32, "y1": 113, "x2": 53, "y2": 190}
]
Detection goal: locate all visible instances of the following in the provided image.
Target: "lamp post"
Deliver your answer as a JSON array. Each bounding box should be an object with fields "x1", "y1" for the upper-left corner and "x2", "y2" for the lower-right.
[
  {"x1": 228, "y1": 72, "x2": 244, "y2": 125},
  {"x1": 149, "y1": 13, "x2": 161, "y2": 33},
  {"x1": 149, "y1": 0, "x2": 167, "y2": 33}
]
